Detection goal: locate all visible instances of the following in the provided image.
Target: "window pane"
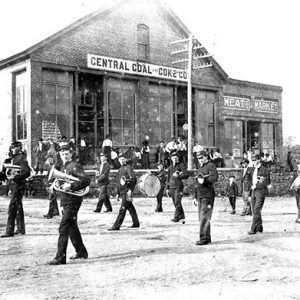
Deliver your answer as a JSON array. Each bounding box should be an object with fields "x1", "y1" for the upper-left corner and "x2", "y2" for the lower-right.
[
  {"x1": 57, "y1": 86, "x2": 70, "y2": 114},
  {"x1": 207, "y1": 125, "x2": 214, "y2": 147},
  {"x1": 161, "y1": 122, "x2": 172, "y2": 142},
  {"x1": 123, "y1": 94, "x2": 135, "y2": 119},
  {"x1": 109, "y1": 91, "x2": 122, "y2": 118},
  {"x1": 42, "y1": 84, "x2": 56, "y2": 114},
  {"x1": 160, "y1": 97, "x2": 171, "y2": 122},
  {"x1": 148, "y1": 96, "x2": 160, "y2": 121}
]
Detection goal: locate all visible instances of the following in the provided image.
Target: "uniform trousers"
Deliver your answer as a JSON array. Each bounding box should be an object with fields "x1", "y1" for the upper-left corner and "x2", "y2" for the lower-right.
[
  {"x1": 250, "y1": 190, "x2": 265, "y2": 232},
  {"x1": 55, "y1": 202, "x2": 87, "y2": 262},
  {"x1": 156, "y1": 185, "x2": 164, "y2": 212},
  {"x1": 170, "y1": 187, "x2": 185, "y2": 221},
  {"x1": 197, "y1": 197, "x2": 214, "y2": 243},
  {"x1": 6, "y1": 185, "x2": 26, "y2": 235},
  {"x1": 112, "y1": 194, "x2": 139, "y2": 229},
  {"x1": 95, "y1": 185, "x2": 112, "y2": 212}
]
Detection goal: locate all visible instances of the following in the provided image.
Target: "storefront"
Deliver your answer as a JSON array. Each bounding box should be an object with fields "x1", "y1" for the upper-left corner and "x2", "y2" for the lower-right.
[{"x1": 0, "y1": 0, "x2": 282, "y2": 166}]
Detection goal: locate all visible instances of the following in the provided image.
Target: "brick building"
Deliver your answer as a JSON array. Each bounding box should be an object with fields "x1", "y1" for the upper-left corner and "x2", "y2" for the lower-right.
[{"x1": 0, "y1": 0, "x2": 282, "y2": 166}]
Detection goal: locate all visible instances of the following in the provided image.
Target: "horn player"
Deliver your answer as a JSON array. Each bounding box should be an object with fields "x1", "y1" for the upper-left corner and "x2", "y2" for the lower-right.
[
  {"x1": 1, "y1": 141, "x2": 31, "y2": 238},
  {"x1": 49, "y1": 144, "x2": 90, "y2": 265}
]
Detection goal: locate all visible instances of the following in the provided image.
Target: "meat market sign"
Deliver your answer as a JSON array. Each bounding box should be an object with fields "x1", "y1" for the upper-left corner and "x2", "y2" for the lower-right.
[
  {"x1": 223, "y1": 96, "x2": 278, "y2": 113},
  {"x1": 87, "y1": 54, "x2": 188, "y2": 82}
]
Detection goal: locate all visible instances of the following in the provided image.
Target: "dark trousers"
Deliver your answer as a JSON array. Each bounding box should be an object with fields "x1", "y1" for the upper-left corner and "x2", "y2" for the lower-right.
[
  {"x1": 198, "y1": 197, "x2": 214, "y2": 243},
  {"x1": 55, "y1": 202, "x2": 87, "y2": 262},
  {"x1": 6, "y1": 185, "x2": 26, "y2": 235},
  {"x1": 250, "y1": 190, "x2": 265, "y2": 232},
  {"x1": 170, "y1": 187, "x2": 185, "y2": 221},
  {"x1": 95, "y1": 185, "x2": 112, "y2": 212},
  {"x1": 156, "y1": 185, "x2": 164, "y2": 212},
  {"x1": 228, "y1": 197, "x2": 236, "y2": 211},
  {"x1": 295, "y1": 191, "x2": 300, "y2": 221},
  {"x1": 47, "y1": 191, "x2": 59, "y2": 216},
  {"x1": 242, "y1": 190, "x2": 252, "y2": 215},
  {"x1": 112, "y1": 194, "x2": 139, "y2": 229}
]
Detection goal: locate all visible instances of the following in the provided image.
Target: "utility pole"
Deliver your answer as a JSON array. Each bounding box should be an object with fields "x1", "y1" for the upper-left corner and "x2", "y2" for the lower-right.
[{"x1": 171, "y1": 34, "x2": 213, "y2": 169}]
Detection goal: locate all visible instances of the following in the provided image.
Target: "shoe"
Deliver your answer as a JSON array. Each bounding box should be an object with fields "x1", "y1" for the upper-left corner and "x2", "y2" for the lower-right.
[
  {"x1": 155, "y1": 209, "x2": 163, "y2": 213},
  {"x1": 179, "y1": 218, "x2": 185, "y2": 224},
  {"x1": 240, "y1": 212, "x2": 246, "y2": 216},
  {"x1": 248, "y1": 231, "x2": 256, "y2": 235},
  {"x1": 128, "y1": 224, "x2": 140, "y2": 228},
  {"x1": 1, "y1": 233, "x2": 14, "y2": 238},
  {"x1": 195, "y1": 240, "x2": 210, "y2": 246},
  {"x1": 49, "y1": 258, "x2": 66, "y2": 265},
  {"x1": 229, "y1": 210, "x2": 236, "y2": 215},
  {"x1": 14, "y1": 230, "x2": 25, "y2": 235},
  {"x1": 43, "y1": 214, "x2": 53, "y2": 219},
  {"x1": 93, "y1": 210, "x2": 100, "y2": 213},
  {"x1": 70, "y1": 253, "x2": 88, "y2": 260},
  {"x1": 53, "y1": 212, "x2": 60, "y2": 216},
  {"x1": 295, "y1": 219, "x2": 300, "y2": 224},
  {"x1": 108, "y1": 227, "x2": 120, "y2": 231},
  {"x1": 171, "y1": 218, "x2": 179, "y2": 222},
  {"x1": 246, "y1": 212, "x2": 252, "y2": 216},
  {"x1": 257, "y1": 227, "x2": 263, "y2": 233},
  {"x1": 104, "y1": 210, "x2": 112, "y2": 213}
]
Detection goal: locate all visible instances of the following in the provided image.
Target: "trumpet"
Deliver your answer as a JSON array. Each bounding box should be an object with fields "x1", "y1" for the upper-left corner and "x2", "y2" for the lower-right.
[
  {"x1": 3, "y1": 163, "x2": 21, "y2": 179},
  {"x1": 48, "y1": 166, "x2": 89, "y2": 197}
]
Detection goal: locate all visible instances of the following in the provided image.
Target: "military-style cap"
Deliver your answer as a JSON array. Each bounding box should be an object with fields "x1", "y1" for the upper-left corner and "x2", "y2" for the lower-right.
[
  {"x1": 197, "y1": 150, "x2": 207, "y2": 158},
  {"x1": 10, "y1": 141, "x2": 22, "y2": 148},
  {"x1": 251, "y1": 154, "x2": 261, "y2": 161},
  {"x1": 59, "y1": 144, "x2": 70, "y2": 152}
]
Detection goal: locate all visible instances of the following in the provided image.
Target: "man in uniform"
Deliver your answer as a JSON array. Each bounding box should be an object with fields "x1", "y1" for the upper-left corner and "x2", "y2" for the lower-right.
[
  {"x1": 195, "y1": 150, "x2": 218, "y2": 245},
  {"x1": 248, "y1": 154, "x2": 270, "y2": 235},
  {"x1": 94, "y1": 152, "x2": 112, "y2": 213},
  {"x1": 240, "y1": 158, "x2": 253, "y2": 216},
  {"x1": 166, "y1": 152, "x2": 189, "y2": 224},
  {"x1": 108, "y1": 155, "x2": 139, "y2": 230},
  {"x1": 1, "y1": 141, "x2": 31, "y2": 238},
  {"x1": 49, "y1": 144, "x2": 90, "y2": 265}
]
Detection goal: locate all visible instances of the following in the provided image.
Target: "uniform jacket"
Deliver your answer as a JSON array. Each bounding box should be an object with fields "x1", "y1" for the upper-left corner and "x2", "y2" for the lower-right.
[
  {"x1": 241, "y1": 166, "x2": 253, "y2": 192},
  {"x1": 167, "y1": 162, "x2": 189, "y2": 190},
  {"x1": 6, "y1": 153, "x2": 31, "y2": 187},
  {"x1": 59, "y1": 160, "x2": 91, "y2": 206},
  {"x1": 97, "y1": 162, "x2": 110, "y2": 186},
  {"x1": 195, "y1": 161, "x2": 218, "y2": 198},
  {"x1": 251, "y1": 164, "x2": 271, "y2": 197},
  {"x1": 226, "y1": 182, "x2": 239, "y2": 197},
  {"x1": 117, "y1": 163, "x2": 137, "y2": 195}
]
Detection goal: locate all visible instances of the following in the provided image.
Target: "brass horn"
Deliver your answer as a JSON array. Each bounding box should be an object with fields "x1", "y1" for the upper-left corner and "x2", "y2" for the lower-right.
[
  {"x1": 3, "y1": 163, "x2": 21, "y2": 179},
  {"x1": 48, "y1": 166, "x2": 89, "y2": 196}
]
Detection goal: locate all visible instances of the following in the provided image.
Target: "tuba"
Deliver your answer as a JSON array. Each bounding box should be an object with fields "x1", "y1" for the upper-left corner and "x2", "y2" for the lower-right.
[
  {"x1": 3, "y1": 163, "x2": 21, "y2": 179},
  {"x1": 48, "y1": 166, "x2": 89, "y2": 196}
]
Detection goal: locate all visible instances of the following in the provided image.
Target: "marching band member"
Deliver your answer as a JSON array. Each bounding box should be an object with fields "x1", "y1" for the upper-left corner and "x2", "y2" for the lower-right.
[
  {"x1": 1, "y1": 141, "x2": 31, "y2": 238},
  {"x1": 195, "y1": 150, "x2": 218, "y2": 245},
  {"x1": 290, "y1": 158, "x2": 300, "y2": 223},
  {"x1": 154, "y1": 163, "x2": 167, "y2": 213},
  {"x1": 248, "y1": 154, "x2": 270, "y2": 235},
  {"x1": 108, "y1": 154, "x2": 139, "y2": 230},
  {"x1": 49, "y1": 144, "x2": 90, "y2": 265},
  {"x1": 166, "y1": 152, "x2": 189, "y2": 224},
  {"x1": 94, "y1": 152, "x2": 112, "y2": 213},
  {"x1": 43, "y1": 155, "x2": 60, "y2": 219}
]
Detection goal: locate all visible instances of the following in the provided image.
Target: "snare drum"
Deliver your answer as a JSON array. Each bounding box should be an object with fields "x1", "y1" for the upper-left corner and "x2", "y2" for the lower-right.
[{"x1": 137, "y1": 173, "x2": 161, "y2": 197}]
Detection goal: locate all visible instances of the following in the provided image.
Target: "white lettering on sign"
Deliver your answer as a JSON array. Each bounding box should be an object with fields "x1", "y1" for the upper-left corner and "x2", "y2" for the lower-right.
[
  {"x1": 87, "y1": 54, "x2": 188, "y2": 82},
  {"x1": 254, "y1": 99, "x2": 278, "y2": 113},
  {"x1": 223, "y1": 96, "x2": 250, "y2": 110}
]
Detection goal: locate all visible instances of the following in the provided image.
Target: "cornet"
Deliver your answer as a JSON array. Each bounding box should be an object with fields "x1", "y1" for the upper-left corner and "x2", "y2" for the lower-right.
[
  {"x1": 48, "y1": 166, "x2": 89, "y2": 196},
  {"x1": 3, "y1": 163, "x2": 21, "y2": 180}
]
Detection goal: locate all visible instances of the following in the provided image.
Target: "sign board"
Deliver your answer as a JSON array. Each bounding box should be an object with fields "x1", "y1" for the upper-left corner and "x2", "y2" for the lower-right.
[
  {"x1": 87, "y1": 54, "x2": 188, "y2": 82},
  {"x1": 223, "y1": 96, "x2": 250, "y2": 111},
  {"x1": 233, "y1": 148, "x2": 241, "y2": 157},
  {"x1": 253, "y1": 99, "x2": 278, "y2": 113}
]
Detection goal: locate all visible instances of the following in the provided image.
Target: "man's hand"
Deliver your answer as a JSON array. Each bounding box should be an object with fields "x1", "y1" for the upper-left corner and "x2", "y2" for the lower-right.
[
  {"x1": 62, "y1": 182, "x2": 71, "y2": 191},
  {"x1": 166, "y1": 189, "x2": 170, "y2": 197}
]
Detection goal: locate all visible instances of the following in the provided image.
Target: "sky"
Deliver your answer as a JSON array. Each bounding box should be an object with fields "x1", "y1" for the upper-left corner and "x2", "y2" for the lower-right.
[{"x1": 1, "y1": 0, "x2": 299, "y2": 144}]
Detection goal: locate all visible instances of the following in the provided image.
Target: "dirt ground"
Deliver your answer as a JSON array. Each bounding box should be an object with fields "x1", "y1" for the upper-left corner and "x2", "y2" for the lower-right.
[{"x1": 0, "y1": 194, "x2": 300, "y2": 300}]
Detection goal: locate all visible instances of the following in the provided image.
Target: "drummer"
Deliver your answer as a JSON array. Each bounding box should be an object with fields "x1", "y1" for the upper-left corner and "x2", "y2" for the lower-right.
[{"x1": 166, "y1": 152, "x2": 189, "y2": 223}]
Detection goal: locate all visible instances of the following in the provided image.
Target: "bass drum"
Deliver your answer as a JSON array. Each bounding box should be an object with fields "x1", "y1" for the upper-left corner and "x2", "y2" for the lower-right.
[{"x1": 137, "y1": 173, "x2": 161, "y2": 197}]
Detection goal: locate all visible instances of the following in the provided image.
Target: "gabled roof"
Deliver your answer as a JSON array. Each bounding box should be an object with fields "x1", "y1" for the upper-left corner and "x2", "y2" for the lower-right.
[{"x1": 0, "y1": 0, "x2": 228, "y2": 78}]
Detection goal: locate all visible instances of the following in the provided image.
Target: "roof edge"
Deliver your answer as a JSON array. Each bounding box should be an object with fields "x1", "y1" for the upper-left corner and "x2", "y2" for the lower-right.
[{"x1": 227, "y1": 77, "x2": 282, "y2": 92}]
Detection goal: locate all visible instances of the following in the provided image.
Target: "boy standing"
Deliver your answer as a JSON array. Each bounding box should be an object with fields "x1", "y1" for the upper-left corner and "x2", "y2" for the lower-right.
[{"x1": 226, "y1": 175, "x2": 239, "y2": 214}]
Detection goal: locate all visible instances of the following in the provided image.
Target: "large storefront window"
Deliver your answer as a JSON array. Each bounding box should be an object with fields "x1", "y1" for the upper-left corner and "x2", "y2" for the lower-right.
[
  {"x1": 15, "y1": 72, "x2": 28, "y2": 140},
  {"x1": 42, "y1": 70, "x2": 72, "y2": 140},
  {"x1": 148, "y1": 84, "x2": 172, "y2": 144},
  {"x1": 261, "y1": 123, "x2": 276, "y2": 156},
  {"x1": 224, "y1": 120, "x2": 243, "y2": 157},
  {"x1": 107, "y1": 79, "x2": 136, "y2": 146}
]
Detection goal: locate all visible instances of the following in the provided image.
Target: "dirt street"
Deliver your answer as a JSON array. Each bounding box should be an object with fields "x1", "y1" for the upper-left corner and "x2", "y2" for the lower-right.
[{"x1": 0, "y1": 194, "x2": 300, "y2": 300}]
